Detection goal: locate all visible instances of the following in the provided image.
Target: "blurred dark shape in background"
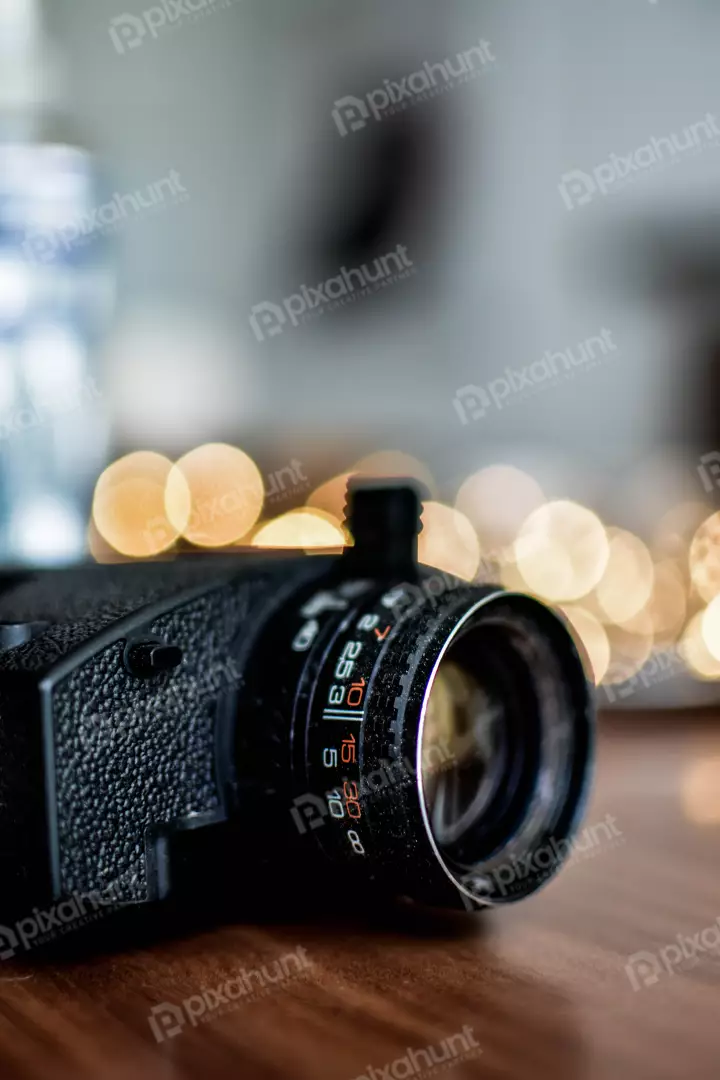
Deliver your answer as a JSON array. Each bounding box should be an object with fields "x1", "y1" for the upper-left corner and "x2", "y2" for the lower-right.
[{"x1": 1, "y1": 0, "x2": 720, "y2": 706}]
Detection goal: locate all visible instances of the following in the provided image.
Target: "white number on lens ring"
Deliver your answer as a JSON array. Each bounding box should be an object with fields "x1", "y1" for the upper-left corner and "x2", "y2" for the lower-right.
[{"x1": 348, "y1": 830, "x2": 365, "y2": 855}]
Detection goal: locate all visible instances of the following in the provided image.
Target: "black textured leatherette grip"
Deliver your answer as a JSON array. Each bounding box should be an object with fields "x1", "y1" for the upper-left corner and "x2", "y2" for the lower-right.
[
  {"x1": 50, "y1": 581, "x2": 269, "y2": 902},
  {"x1": 0, "y1": 562, "x2": 287, "y2": 906},
  {"x1": 0, "y1": 563, "x2": 235, "y2": 673}
]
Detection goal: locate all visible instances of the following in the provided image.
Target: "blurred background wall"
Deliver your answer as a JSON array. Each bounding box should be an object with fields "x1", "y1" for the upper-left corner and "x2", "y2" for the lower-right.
[
  {"x1": 2, "y1": 0, "x2": 720, "y2": 701},
  {"x1": 42, "y1": 0, "x2": 720, "y2": 464}
]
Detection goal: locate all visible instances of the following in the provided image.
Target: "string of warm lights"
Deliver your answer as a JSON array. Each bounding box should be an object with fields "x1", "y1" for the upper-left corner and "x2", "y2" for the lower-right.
[{"x1": 90, "y1": 450, "x2": 720, "y2": 686}]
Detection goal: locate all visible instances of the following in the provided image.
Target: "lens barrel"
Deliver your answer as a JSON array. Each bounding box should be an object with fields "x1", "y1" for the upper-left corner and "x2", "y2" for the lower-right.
[{"x1": 232, "y1": 567, "x2": 594, "y2": 912}]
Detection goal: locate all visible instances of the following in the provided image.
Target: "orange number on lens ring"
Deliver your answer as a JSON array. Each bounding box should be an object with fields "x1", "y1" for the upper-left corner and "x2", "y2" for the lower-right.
[
  {"x1": 341, "y1": 734, "x2": 357, "y2": 764},
  {"x1": 344, "y1": 782, "x2": 362, "y2": 820},
  {"x1": 347, "y1": 678, "x2": 366, "y2": 707}
]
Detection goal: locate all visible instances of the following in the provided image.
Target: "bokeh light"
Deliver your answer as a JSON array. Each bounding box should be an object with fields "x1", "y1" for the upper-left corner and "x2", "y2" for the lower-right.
[
  {"x1": 418, "y1": 502, "x2": 480, "y2": 581},
  {"x1": 11, "y1": 496, "x2": 85, "y2": 565},
  {"x1": 603, "y1": 618, "x2": 656, "y2": 685},
  {"x1": 87, "y1": 519, "x2": 127, "y2": 564},
  {"x1": 701, "y1": 596, "x2": 720, "y2": 662},
  {"x1": 252, "y1": 509, "x2": 346, "y2": 551},
  {"x1": 514, "y1": 501, "x2": 610, "y2": 602},
  {"x1": 166, "y1": 443, "x2": 264, "y2": 548},
  {"x1": 559, "y1": 605, "x2": 611, "y2": 685},
  {"x1": 620, "y1": 558, "x2": 687, "y2": 643},
  {"x1": 679, "y1": 612, "x2": 720, "y2": 681},
  {"x1": 92, "y1": 451, "x2": 181, "y2": 558},
  {"x1": 497, "y1": 557, "x2": 527, "y2": 593},
  {"x1": 653, "y1": 502, "x2": 712, "y2": 561},
  {"x1": 689, "y1": 511, "x2": 720, "y2": 603},
  {"x1": 455, "y1": 465, "x2": 545, "y2": 552},
  {"x1": 351, "y1": 450, "x2": 436, "y2": 496},
  {"x1": 595, "y1": 528, "x2": 655, "y2": 625},
  {"x1": 681, "y1": 759, "x2": 720, "y2": 825},
  {"x1": 306, "y1": 472, "x2": 352, "y2": 520}
]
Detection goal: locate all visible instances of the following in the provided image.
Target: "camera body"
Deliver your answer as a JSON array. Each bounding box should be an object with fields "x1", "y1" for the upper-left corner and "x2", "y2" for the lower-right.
[
  {"x1": 0, "y1": 485, "x2": 594, "y2": 929},
  {"x1": 0, "y1": 557, "x2": 328, "y2": 917}
]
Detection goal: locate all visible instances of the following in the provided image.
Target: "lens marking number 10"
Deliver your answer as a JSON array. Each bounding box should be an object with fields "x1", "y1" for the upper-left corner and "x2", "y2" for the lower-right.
[{"x1": 327, "y1": 782, "x2": 361, "y2": 820}]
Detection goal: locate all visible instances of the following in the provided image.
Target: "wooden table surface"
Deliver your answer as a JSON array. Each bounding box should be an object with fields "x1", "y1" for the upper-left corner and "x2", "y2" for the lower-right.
[{"x1": 0, "y1": 711, "x2": 718, "y2": 1080}]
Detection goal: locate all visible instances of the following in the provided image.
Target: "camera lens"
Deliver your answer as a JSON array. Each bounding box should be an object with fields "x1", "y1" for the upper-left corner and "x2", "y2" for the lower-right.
[
  {"x1": 412, "y1": 601, "x2": 589, "y2": 905},
  {"x1": 232, "y1": 571, "x2": 593, "y2": 912},
  {"x1": 421, "y1": 627, "x2": 534, "y2": 859}
]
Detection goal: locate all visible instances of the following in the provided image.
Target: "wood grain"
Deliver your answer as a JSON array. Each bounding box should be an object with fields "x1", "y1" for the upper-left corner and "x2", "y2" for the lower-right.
[{"x1": 0, "y1": 711, "x2": 718, "y2": 1080}]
